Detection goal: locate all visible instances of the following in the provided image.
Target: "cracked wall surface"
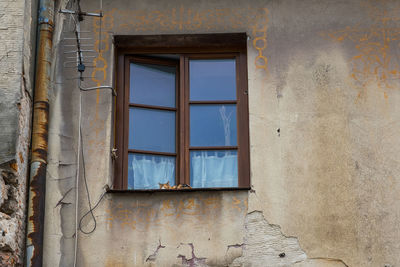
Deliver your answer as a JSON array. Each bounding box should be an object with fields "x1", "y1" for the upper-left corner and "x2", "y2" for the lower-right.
[
  {"x1": 231, "y1": 211, "x2": 348, "y2": 267},
  {"x1": 0, "y1": 0, "x2": 37, "y2": 265},
  {"x1": 231, "y1": 211, "x2": 307, "y2": 267},
  {"x1": 42, "y1": 0, "x2": 400, "y2": 266}
]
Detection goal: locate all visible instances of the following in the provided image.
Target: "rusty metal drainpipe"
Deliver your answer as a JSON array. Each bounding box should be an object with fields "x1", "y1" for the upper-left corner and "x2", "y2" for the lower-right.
[{"x1": 25, "y1": 0, "x2": 55, "y2": 266}]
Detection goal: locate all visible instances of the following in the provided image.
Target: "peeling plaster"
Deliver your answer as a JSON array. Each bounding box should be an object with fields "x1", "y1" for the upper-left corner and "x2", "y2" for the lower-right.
[
  {"x1": 231, "y1": 211, "x2": 307, "y2": 267},
  {"x1": 225, "y1": 243, "x2": 244, "y2": 266},
  {"x1": 230, "y1": 211, "x2": 349, "y2": 267}
]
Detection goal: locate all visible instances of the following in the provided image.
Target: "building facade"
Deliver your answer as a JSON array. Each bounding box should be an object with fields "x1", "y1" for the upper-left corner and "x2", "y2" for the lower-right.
[{"x1": 1, "y1": 0, "x2": 400, "y2": 266}]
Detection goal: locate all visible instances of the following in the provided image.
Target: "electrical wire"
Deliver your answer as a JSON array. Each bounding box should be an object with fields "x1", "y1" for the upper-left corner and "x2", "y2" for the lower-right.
[
  {"x1": 70, "y1": 4, "x2": 81, "y2": 266},
  {"x1": 78, "y1": 125, "x2": 106, "y2": 234},
  {"x1": 73, "y1": 77, "x2": 107, "y2": 266},
  {"x1": 73, "y1": 42, "x2": 82, "y2": 267}
]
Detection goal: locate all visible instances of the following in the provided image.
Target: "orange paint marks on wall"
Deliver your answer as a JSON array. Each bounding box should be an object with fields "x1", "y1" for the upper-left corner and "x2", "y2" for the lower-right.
[
  {"x1": 105, "y1": 258, "x2": 128, "y2": 267},
  {"x1": 322, "y1": 0, "x2": 400, "y2": 99},
  {"x1": 104, "y1": 195, "x2": 247, "y2": 232},
  {"x1": 252, "y1": 8, "x2": 269, "y2": 74},
  {"x1": 100, "y1": 6, "x2": 269, "y2": 74}
]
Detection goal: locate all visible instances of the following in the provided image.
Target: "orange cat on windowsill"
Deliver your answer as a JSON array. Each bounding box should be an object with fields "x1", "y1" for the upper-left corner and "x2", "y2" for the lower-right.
[{"x1": 158, "y1": 181, "x2": 192, "y2": 190}]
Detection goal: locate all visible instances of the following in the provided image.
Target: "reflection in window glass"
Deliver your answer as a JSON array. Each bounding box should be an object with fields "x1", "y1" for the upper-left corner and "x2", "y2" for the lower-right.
[
  {"x1": 190, "y1": 150, "x2": 238, "y2": 188},
  {"x1": 190, "y1": 104, "x2": 237, "y2": 147},
  {"x1": 129, "y1": 108, "x2": 175, "y2": 153},
  {"x1": 128, "y1": 153, "x2": 175, "y2": 189},
  {"x1": 130, "y1": 62, "x2": 176, "y2": 107},
  {"x1": 190, "y1": 59, "x2": 236, "y2": 101}
]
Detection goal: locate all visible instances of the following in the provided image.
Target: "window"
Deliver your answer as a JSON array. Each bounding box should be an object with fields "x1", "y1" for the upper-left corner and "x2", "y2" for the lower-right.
[{"x1": 114, "y1": 33, "x2": 249, "y2": 190}]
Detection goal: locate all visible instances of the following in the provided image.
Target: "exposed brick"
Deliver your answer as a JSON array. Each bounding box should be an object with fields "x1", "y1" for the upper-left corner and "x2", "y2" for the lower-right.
[
  {"x1": 0, "y1": 176, "x2": 8, "y2": 207},
  {"x1": 0, "y1": 251, "x2": 15, "y2": 266}
]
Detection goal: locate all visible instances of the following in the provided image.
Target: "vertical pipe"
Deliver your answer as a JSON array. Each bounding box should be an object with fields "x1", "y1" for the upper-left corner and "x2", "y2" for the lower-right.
[{"x1": 25, "y1": 0, "x2": 54, "y2": 266}]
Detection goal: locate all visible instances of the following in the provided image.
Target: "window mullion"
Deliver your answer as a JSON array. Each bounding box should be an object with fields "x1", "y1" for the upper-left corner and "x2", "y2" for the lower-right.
[
  {"x1": 114, "y1": 54, "x2": 126, "y2": 190},
  {"x1": 237, "y1": 53, "x2": 250, "y2": 187},
  {"x1": 122, "y1": 56, "x2": 131, "y2": 189},
  {"x1": 183, "y1": 56, "x2": 190, "y2": 185},
  {"x1": 178, "y1": 55, "x2": 186, "y2": 185}
]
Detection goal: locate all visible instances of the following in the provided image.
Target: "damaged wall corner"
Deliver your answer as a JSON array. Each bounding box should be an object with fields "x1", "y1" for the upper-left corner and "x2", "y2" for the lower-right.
[{"x1": 0, "y1": 0, "x2": 38, "y2": 265}]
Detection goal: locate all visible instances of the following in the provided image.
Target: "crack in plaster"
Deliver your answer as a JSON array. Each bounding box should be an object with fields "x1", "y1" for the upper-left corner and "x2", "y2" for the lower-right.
[
  {"x1": 145, "y1": 239, "x2": 165, "y2": 262},
  {"x1": 21, "y1": 69, "x2": 32, "y2": 102},
  {"x1": 177, "y1": 243, "x2": 207, "y2": 267},
  {"x1": 55, "y1": 187, "x2": 74, "y2": 208},
  {"x1": 227, "y1": 243, "x2": 244, "y2": 251}
]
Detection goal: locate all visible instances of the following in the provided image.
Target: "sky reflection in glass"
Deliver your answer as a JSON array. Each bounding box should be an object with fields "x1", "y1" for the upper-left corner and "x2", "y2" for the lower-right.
[
  {"x1": 189, "y1": 59, "x2": 236, "y2": 101},
  {"x1": 130, "y1": 62, "x2": 176, "y2": 107},
  {"x1": 190, "y1": 104, "x2": 237, "y2": 147},
  {"x1": 129, "y1": 108, "x2": 175, "y2": 153}
]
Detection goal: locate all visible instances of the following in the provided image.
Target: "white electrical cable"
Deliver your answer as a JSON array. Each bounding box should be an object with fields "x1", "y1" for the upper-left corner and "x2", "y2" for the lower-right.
[
  {"x1": 73, "y1": 12, "x2": 82, "y2": 267},
  {"x1": 73, "y1": 84, "x2": 82, "y2": 267},
  {"x1": 73, "y1": 88, "x2": 82, "y2": 267}
]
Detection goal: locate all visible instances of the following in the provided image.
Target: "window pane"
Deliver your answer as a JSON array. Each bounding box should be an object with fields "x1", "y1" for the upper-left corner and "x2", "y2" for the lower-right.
[
  {"x1": 190, "y1": 104, "x2": 237, "y2": 147},
  {"x1": 130, "y1": 62, "x2": 176, "y2": 107},
  {"x1": 189, "y1": 59, "x2": 236, "y2": 101},
  {"x1": 128, "y1": 153, "x2": 175, "y2": 189},
  {"x1": 129, "y1": 108, "x2": 175, "y2": 153},
  {"x1": 190, "y1": 150, "x2": 238, "y2": 188}
]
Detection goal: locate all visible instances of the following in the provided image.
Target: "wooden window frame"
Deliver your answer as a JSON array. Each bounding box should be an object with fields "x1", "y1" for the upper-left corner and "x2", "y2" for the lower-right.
[{"x1": 114, "y1": 33, "x2": 250, "y2": 190}]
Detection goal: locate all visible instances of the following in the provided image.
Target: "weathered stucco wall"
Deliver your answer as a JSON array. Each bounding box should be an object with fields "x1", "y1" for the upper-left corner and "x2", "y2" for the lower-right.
[
  {"x1": 43, "y1": 0, "x2": 400, "y2": 266},
  {"x1": 0, "y1": 0, "x2": 37, "y2": 265}
]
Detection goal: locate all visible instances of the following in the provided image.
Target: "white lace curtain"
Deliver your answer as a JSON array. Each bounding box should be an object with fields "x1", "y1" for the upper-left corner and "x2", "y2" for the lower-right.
[
  {"x1": 128, "y1": 154, "x2": 175, "y2": 189},
  {"x1": 128, "y1": 151, "x2": 237, "y2": 189},
  {"x1": 191, "y1": 151, "x2": 238, "y2": 188}
]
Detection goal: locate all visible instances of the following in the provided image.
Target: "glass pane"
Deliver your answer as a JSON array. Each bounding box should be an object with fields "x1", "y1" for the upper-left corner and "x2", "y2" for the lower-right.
[
  {"x1": 129, "y1": 108, "x2": 175, "y2": 153},
  {"x1": 190, "y1": 104, "x2": 237, "y2": 147},
  {"x1": 190, "y1": 150, "x2": 238, "y2": 188},
  {"x1": 130, "y1": 62, "x2": 176, "y2": 107},
  {"x1": 128, "y1": 153, "x2": 175, "y2": 189},
  {"x1": 190, "y1": 59, "x2": 236, "y2": 101}
]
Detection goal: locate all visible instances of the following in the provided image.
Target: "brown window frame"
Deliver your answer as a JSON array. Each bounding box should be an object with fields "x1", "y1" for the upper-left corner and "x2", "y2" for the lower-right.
[{"x1": 114, "y1": 33, "x2": 250, "y2": 190}]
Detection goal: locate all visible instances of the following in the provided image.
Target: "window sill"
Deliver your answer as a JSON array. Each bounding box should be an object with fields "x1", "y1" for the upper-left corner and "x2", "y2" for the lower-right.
[{"x1": 106, "y1": 187, "x2": 250, "y2": 194}]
